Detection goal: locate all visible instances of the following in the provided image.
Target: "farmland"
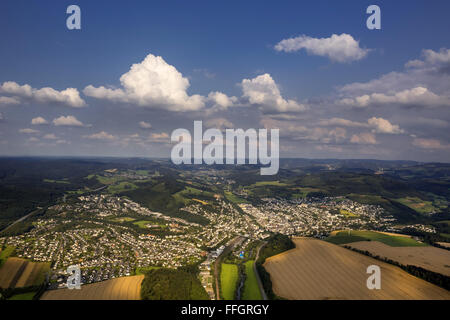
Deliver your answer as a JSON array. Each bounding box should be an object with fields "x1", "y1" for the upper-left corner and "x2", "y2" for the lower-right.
[
  {"x1": 325, "y1": 230, "x2": 427, "y2": 247},
  {"x1": 0, "y1": 246, "x2": 15, "y2": 267},
  {"x1": 395, "y1": 197, "x2": 437, "y2": 214},
  {"x1": 242, "y1": 260, "x2": 262, "y2": 300},
  {"x1": 40, "y1": 275, "x2": 144, "y2": 300},
  {"x1": 345, "y1": 241, "x2": 450, "y2": 276},
  {"x1": 8, "y1": 292, "x2": 36, "y2": 300},
  {"x1": 264, "y1": 238, "x2": 450, "y2": 300},
  {"x1": 224, "y1": 191, "x2": 247, "y2": 204},
  {"x1": 220, "y1": 263, "x2": 238, "y2": 300},
  {"x1": 0, "y1": 257, "x2": 49, "y2": 289}
]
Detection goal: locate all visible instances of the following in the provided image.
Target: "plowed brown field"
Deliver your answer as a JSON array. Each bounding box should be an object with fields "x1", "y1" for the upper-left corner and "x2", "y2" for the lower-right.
[
  {"x1": 0, "y1": 257, "x2": 49, "y2": 289},
  {"x1": 264, "y1": 238, "x2": 450, "y2": 300},
  {"x1": 346, "y1": 241, "x2": 450, "y2": 276},
  {"x1": 40, "y1": 275, "x2": 144, "y2": 300}
]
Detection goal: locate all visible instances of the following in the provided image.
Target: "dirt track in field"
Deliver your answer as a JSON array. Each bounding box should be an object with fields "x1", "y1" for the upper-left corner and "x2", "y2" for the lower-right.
[
  {"x1": 346, "y1": 241, "x2": 450, "y2": 276},
  {"x1": 263, "y1": 238, "x2": 450, "y2": 300},
  {"x1": 40, "y1": 275, "x2": 144, "y2": 300}
]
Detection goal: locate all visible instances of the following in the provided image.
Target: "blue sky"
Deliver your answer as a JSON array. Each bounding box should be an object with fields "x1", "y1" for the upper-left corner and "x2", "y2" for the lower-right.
[{"x1": 1, "y1": 0, "x2": 450, "y2": 161}]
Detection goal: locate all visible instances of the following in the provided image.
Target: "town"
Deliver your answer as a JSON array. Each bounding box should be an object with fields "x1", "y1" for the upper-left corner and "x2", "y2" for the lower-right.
[{"x1": 0, "y1": 191, "x2": 408, "y2": 294}]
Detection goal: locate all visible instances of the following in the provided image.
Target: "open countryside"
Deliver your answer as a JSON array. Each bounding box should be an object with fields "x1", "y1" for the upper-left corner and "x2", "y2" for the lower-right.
[
  {"x1": 242, "y1": 260, "x2": 262, "y2": 300},
  {"x1": 220, "y1": 263, "x2": 238, "y2": 300},
  {"x1": 40, "y1": 275, "x2": 144, "y2": 300},
  {"x1": 264, "y1": 238, "x2": 450, "y2": 300},
  {"x1": 325, "y1": 230, "x2": 428, "y2": 247},
  {"x1": 0, "y1": 257, "x2": 49, "y2": 289},
  {"x1": 346, "y1": 241, "x2": 450, "y2": 276}
]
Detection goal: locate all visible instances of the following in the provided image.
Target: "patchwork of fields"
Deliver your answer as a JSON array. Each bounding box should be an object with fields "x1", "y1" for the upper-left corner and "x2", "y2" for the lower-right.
[
  {"x1": 346, "y1": 241, "x2": 450, "y2": 276},
  {"x1": 0, "y1": 257, "x2": 49, "y2": 289},
  {"x1": 326, "y1": 230, "x2": 427, "y2": 247},
  {"x1": 264, "y1": 238, "x2": 450, "y2": 300},
  {"x1": 40, "y1": 275, "x2": 144, "y2": 300}
]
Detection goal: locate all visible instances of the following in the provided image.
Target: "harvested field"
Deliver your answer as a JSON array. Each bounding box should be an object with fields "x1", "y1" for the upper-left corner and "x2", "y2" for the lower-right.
[
  {"x1": 326, "y1": 230, "x2": 426, "y2": 247},
  {"x1": 0, "y1": 257, "x2": 50, "y2": 289},
  {"x1": 264, "y1": 238, "x2": 450, "y2": 300},
  {"x1": 40, "y1": 275, "x2": 144, "y2": 300},
  {"x1": 346, "y1": 241, "x2": 450, "y2": 276},
  {"x1": 0, "y1": 258, "x2": 27, "y2": 288}
]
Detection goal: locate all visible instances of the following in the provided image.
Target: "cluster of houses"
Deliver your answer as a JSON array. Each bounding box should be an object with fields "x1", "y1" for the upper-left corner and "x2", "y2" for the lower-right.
[{"x1": 239, "y1": 197, "x2": 395, "y2": 236}]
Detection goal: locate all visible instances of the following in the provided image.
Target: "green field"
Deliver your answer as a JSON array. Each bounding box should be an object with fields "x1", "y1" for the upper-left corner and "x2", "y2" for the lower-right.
[
  {"x1": 242, "y1": 260, "x2": 262, "y2": 300},
  {"x1": 43, "y1": 179, "x2": 70, "y2": 184},
  {"x1": 93, "y1": 175, "x2": 123, "y2": 185},
  {"x1": 135, "y1": 266, "x2": 161, "y2": 275},
  {"x1": 135, "y1": 170, "x2": 150, "y2": 176},
  {"x1": 340, "y1": 209, "x2": 358, "y2": 218},
  {"x1": 7, "y1": 291, "x2": 36, "y2": 300},
  {"x1": 133, "y1": 220, "x2": 165, "y2": 229},
  {"x1": 292, "y1": 187, "x2": 321, "y2": 198},
  {"x1": 173, "y1": 186, "x2": 215, "y2": 204},
  {"x1": 325, "y1": 230, "x2": 427, "y2": 247},
  {"x1": 220, "y1": 263, "x2": 238, "y2": 300},
  {"x1": 0, "y1": 246, "x2": 15, "y2": 267},
  {"x1": 395, "y1": 197, "x2": 437, "y2": 214},
  {"x1": 107, "y1": 181, "x2": 138, "y2": 194},
  {"x1": 112, "y1": 217, "x2": 136, "y2": 223},
  {"x1": 249, "y1": 181, "x2": 289, "y2": 188},
  {"x1": 224, "y1": 191, "x2": 247, "y2": 204}
]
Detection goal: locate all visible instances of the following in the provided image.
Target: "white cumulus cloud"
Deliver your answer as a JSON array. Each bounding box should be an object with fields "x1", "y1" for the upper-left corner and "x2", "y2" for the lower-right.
[
  {"x1": 148, "y1": 132, "x2": 170, "y2": 143},
  {"x1": 139, "y1": 121, "x2": 152, "y2": 129},
  {"x1": 207, "y1": 91, "x2": 238, "y2": 110},
  {"x1": 19, "y1": 128, "x2": 39, "y2": 134},
  {"x1": 84, "y1": 131, "x2": 116, "y2": 141},
  {"x1": 204, "y1": 118, "x2": 234, "y2": 130},
  {"x1": 43, "y1": 133, "x2": 58, "y2": 140},
  {"x1": 0, "y1": 96, "x2": 21, "y2": 106},
  {"x1": 31, "y1": 116, "x2": 49, "y2": 125},
  {"x1": 350, "y1": 132, "x2": 377, "y2": 145},
  {"x1": 53, "y1": 115, "x2": 84, "y2": 127},
  {"x1": 275, "y1": 33, "x2": 369, "y2": 63},
  {"x1": 0, "y1": 81, "x2": 86, "y2": 108},
  {"x1": 368, "y1": 117, "x2": 404, "y2": 134},
  {"x1": 318, "y1": 118, "x2": 367, "y2": 128},
  {"x1": 413, "y1": 138, "x2": 450, "y2": 150},
  {"x1": 338, "y1": 87, "x2": 450, "y2": 108},
  {"x1": 84, "y1": 54, "x2": 205, "y2": 112},
  {"x1": 241, "y1": 74, "x2": 306, "y2": 113}
]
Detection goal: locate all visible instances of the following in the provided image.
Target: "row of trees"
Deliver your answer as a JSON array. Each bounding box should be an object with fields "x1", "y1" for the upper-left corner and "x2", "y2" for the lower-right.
[
  {"x1": 140, "y1": 266, "x2": 209, "y2": 300},
  {"x1": 344, "y1": 246, "x2": 450, "y2": 291},
  {"x1": 255, "y1": 234, "x2": 295, "y2": 300}
]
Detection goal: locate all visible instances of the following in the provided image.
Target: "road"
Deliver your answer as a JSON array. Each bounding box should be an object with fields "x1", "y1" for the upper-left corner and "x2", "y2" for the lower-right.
[
  {"x1": 1, "y1": 184, "x2": 108, "y2": 234},
  {"x1": 214, "y1": 236, "x2": 243, "y2": 300},
  {"x1": 253, "y1": 241, "x2": 268, "y2": 300},
  {"x1": 0, "y1": 207, "x2": 43, "y2": 233}
]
